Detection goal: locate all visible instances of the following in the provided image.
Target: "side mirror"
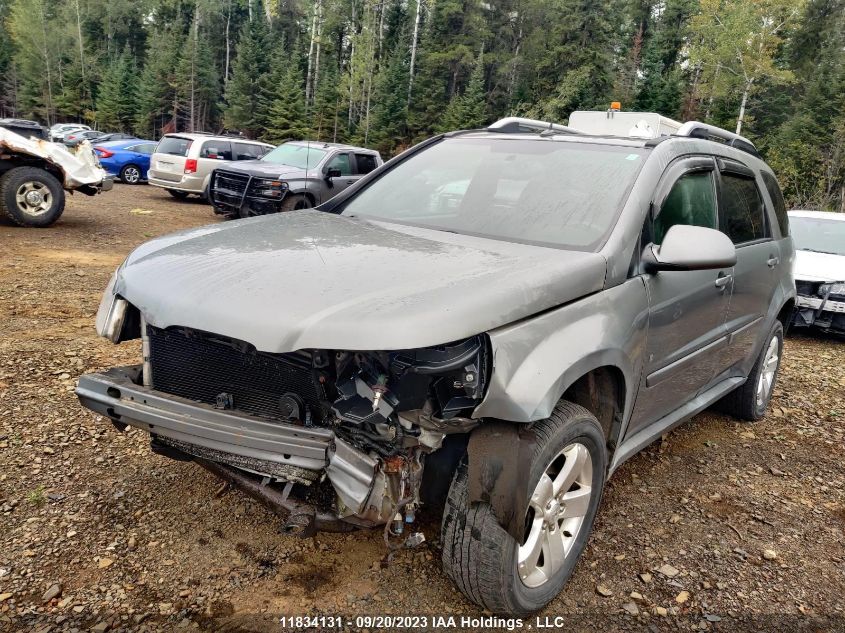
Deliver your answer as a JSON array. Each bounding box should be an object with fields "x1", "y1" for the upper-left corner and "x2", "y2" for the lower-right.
[
  {"x1": 325, "y1": 168, "x2": 342, "y2": 179},
  {"x1": 643, "y1": 224, "x2": 736, "y2": 273}
]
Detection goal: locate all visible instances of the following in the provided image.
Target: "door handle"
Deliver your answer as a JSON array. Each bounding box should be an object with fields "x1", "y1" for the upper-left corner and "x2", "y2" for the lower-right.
[
  {"x1": 767, "y1": 255, "x2": 780, "y2": 268},
  {"x1": 715, "y1": 273, "x2": 732, "y2": 289},
  {"x1": 345, "y1": 179, "x2": 355, "y2": 184}
]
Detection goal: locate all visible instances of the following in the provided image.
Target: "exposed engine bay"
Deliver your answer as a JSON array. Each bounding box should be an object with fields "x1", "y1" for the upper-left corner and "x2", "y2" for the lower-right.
[{"x1": 89, "y1": 318, "x2": 490, "y2": 539}]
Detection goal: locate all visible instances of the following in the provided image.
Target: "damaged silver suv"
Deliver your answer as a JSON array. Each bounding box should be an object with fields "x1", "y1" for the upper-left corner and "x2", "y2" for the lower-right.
[{"x1": 77, "y1": 112, "x2": 795, "y2": 616}]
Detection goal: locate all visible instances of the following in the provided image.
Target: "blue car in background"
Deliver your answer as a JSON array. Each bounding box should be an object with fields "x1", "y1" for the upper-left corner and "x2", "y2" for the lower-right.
[{"x1": 93, "y1": 139, "x2": 158, "y2": 184}]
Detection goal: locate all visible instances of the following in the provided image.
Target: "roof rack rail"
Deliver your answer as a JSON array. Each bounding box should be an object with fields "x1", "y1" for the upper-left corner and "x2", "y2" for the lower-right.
[
  {"x1": 676, "y1": 121, "x2": 759, "y2": 157},
  {"x1": 487, "y1": 117, "x2": 580, "y2": 135}
]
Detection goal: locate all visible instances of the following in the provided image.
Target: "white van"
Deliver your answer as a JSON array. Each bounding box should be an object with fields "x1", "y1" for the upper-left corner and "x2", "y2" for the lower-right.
[{"x1": 147, "y1": 133, "x2": 274, "y2": 199}]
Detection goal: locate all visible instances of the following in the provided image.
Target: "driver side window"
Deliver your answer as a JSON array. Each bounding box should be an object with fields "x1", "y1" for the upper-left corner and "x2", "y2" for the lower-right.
[
  {"x1": 654, "y1": 171, "x2": 717, "y2": 244},
  {"x1": 326, "y1": 153, "x2": 353, "y2": 176}
]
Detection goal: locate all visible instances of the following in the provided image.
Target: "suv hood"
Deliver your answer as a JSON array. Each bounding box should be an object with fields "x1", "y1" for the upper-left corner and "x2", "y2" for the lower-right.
[
  {"x1": 793, "y1": 249, "x2": 845, "y2": 283},
  {"x1": 117, "y1": 211, "x2": 607, "y2": 352},
  {"x1": 220, "y1": 159, "x2": 305, "y2": 180}
]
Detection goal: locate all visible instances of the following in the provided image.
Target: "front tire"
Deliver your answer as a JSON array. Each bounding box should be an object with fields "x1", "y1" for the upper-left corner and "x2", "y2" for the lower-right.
[
  {"x1": 441, "y1": 402, "x2": 607, "y2": 616},
  {"x1": 717, "y1": 320, "x2": 783, "y2": 421},
  {"x1": 119, "y1": 164, "x2": 142, "y2": 184},
  {"x1": 0, "y1": 167, "x2": 66, "y2": 227},
  {"x1": 280, "y1": 194, "x2": 312, "y2": 212}
]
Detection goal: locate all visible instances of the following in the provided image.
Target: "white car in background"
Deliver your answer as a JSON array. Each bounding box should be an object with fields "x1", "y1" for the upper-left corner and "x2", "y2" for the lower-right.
[
  {"x1": 49, "y1": 124, "x2": 91, "y2": 143},
  {"x1": 789, "y1": 210, "x2": 845, "y2": 335}
]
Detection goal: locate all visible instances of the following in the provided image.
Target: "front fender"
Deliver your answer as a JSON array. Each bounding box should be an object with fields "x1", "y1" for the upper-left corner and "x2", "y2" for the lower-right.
[
  {"x1": 474, "y1": 278, "x2": 649, "y2": 426},
  {"x1": 286, "y1": 178, "x2": 323, "y2": 204}
]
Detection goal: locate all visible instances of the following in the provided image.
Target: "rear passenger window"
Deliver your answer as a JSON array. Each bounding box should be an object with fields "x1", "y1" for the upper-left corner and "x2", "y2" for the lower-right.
[
  {"x1": 355, "y1": 153, "x2": 378, "y2": 175},
  {"x1": 720, "y1": 174, "x2": 768, "y2": 244},
  {"x1": 654, "y1": 172, "x2": 717, "y2": 244},
  {"x1": 200, "y1": 141, "x2": 232, "y2": 160},
  {"x1": 761, "y1": 171, "x2": 789, "y2": 237},
  {"x1": 233, "y1": 142, "x2": 263, "y2": 161}
]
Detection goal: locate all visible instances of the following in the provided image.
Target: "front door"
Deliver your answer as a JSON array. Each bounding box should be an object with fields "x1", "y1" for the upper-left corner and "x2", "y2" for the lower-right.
[
  {"x1": 323, "y1": 152, "x2": 358, "y2": 200},
  {"x1": 627, "y1": 158, "x2": 733, "y2": 434}
]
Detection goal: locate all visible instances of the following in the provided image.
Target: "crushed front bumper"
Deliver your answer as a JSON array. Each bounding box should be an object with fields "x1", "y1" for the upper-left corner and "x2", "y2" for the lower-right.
[
  {"x1": 75, "y1": 366, "x2": 333, "y2": 473},
  {"x1": 792, "y1": 294, "x2": 845, "y2": 335}
]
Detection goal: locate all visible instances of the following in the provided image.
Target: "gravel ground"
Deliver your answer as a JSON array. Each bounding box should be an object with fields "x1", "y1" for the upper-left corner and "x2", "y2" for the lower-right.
[{"x1": 0, "y1": 185, "x2": 844, "y2": 633}]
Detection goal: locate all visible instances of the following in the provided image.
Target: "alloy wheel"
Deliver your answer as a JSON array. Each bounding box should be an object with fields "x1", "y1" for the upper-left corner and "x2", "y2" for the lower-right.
[
  {"x1": 517, "y1": 442, "x2": 593, "y2": 588},
  {"x1": 123, "y1": 167, "x2": 140, "y2": 184},
  {"x1": 755, "y1": 335, "x2": 780, "y2": 409},
  {"x1": 15, "y1": 181, "x2": 53, "y2": 217}
]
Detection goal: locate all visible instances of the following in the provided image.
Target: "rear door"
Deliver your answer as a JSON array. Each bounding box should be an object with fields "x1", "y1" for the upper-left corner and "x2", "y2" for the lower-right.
[
  {"x1": 716, "y1": 160, "x2": 781, "y2": 372},
  {"x1": 354, "y1": 152, "x2": 380, "y2": 176},
  {"x1": 627, "y1": 157, "x2": 733, "y2": 433}
]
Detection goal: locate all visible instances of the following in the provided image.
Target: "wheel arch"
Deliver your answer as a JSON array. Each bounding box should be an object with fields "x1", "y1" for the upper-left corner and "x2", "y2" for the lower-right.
[
  {"x1": 560, "y1": 364, "x2": 626, "y2": 453},
  {"x1": 288, "y1": 188, "x2": 317, "y2": 207}
]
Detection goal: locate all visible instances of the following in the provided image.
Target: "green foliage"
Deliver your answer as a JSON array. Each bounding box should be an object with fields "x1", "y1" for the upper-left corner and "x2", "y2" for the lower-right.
[
  {"x1": 369, "y1": 46, "x2": 410, "y2": 152},
  {"x1": 27, "y1": 485, "x2": 46, "y2": 507},
  {"x1": 134, "y1": 27, "x2": 183, "y2": 137},
  {"x1": 265, "y1": 55, "x2": 309, "y2": 143},
  {"x1": 97, "y1": 50, "x2": 138, "y2": 132},
  {"x1": 311, "y1": 61, "x2": 342, "y2": 142},
  {"x1": 439, "y1": 51, "x2": 487, "y2": 131},
  {"x1": 224, "y1": 17, "x2": 272, "y2": 137},
  {"x1": 0, "y1": 0, "x2": 841, "y2": 210}
]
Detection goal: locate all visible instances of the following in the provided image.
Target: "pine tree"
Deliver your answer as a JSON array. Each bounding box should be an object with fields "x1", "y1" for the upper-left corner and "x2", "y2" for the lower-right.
[
  {"x1": 135, "y1": 28, "x2": 182, "y2": 137},
  {"x1": 0, "y1": 1, "x2": 15, "y2": 116},
  {"x1": 224, "y1": 18, "x2": 273, "y2": 137},
  {"x1": 440, "y1": 51, "x2": 486, "y2": 131},
  {"x1": 265, "y1": 55, "x2": 309, "y2": 143},
  {"x1": 369, "y1": 45, "x2": 410, "y2": 153},
  {"x1": 633, "y1": 0, "x2": 697, "y2": 118},
  {"x1": 311, "y1": 61, "x2": 342, "y2": 142},
  {"x1": 97, "y1": 51, "x2": 138, "y2": 132},
  {"x1": 176, "y1": 14, "x2": 220, "y2": 133}
]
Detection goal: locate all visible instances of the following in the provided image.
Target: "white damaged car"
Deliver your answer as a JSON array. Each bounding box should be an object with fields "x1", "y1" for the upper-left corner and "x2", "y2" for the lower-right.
[
  {"x1": 0, "y1": 125, "x2": 112, "y2": 227},
  {"x1": 789, "y1": 210, "x2": 845, "y2": 335}
]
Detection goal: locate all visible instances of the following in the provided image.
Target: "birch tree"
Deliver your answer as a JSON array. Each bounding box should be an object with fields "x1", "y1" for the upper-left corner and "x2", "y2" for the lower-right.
[{"x1": 689, "y1": 0, "x2": 804, "y2": 134}]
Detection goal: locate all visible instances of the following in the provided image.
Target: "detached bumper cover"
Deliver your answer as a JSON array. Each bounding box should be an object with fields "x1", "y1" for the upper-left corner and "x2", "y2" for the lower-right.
[{"x1": 75, "y1": 366, "x2": 333, "y2": 472}]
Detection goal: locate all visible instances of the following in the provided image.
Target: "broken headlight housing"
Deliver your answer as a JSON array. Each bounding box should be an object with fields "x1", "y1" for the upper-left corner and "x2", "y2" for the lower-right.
[
  {"x1": 330, "y1": 336, "x2": 491, "y2": 456},
  {"x1": 95, "y1": 270, "x2": 129, "y2": 343}
]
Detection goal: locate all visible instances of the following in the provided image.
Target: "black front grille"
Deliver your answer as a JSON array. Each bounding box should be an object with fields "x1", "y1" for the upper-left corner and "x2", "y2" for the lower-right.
[
  {"x1": 213, "y1": 171, "x2": 249, "y2": 194},
  {"x1": 796, "y1": 280, "x2": 821, "y2": 297},
  {"x1": 147, "y1": 326, "x2": 328, "y2": 423}
]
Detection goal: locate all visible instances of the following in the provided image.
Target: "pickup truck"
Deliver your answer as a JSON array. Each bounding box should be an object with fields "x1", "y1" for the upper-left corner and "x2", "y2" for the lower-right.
[{"x1": 0, "y1": 124, "x2": 112, "y2": 227}]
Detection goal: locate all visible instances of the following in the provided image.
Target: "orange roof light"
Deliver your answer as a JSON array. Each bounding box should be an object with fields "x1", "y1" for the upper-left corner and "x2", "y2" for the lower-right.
[{"x1": 609, "y1": 101, "x2": 622, "y2": 111}]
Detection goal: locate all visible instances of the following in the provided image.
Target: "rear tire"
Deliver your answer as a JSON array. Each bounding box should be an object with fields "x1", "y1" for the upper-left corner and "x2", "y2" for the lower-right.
[
  {"x1": 0, "y1": 166, "x2": 65, "y2": 227},
  {"x1": 716, "y1": 320, "x2": 783, "y2": 421},
  {"x1": 119, "y1": 164, "x2": 142, "y2": 184},
  {"x1": 441, "y1": 402, "x2": 607, "y2": 616},
  {"x1": 167, "y1": 189, "x2": 189, "y2": 199}
]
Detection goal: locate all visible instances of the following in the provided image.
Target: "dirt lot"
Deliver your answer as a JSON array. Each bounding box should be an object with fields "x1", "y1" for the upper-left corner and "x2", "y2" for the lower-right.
[{"x1": 0, "y1": 184, "x2": 843, "y2": 633}]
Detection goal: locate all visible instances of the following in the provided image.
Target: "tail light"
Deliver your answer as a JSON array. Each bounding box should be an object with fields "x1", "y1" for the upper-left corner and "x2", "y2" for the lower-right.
[
  {"x1": 184, "y1": 159, "x2": 198, "y2": 174},
  {"x1": 67, "y1": 135, "x2": 77, "y2": 140},
  {"x1": 94, "y1": 147, "x2": 114, "y2": 158}
]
